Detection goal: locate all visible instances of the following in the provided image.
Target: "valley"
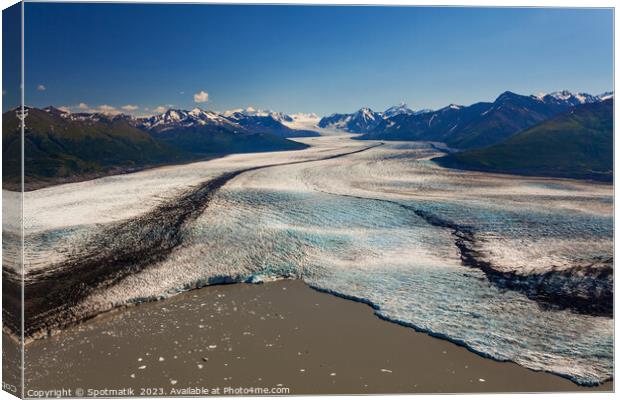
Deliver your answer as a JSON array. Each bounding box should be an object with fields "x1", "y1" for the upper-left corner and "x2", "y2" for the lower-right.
[{"x1": 6, "y1": 132, "x2": 613, "y2": 386}]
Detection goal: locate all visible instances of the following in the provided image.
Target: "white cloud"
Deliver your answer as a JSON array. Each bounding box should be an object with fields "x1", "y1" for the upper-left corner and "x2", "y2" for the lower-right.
[
  {"x1": 222, "y1": 108, "x2": 243, "y2": 116},
  {"x1": 58, "y1": 103, "x2": 93, "y2": 113},
  {"x1": 153, "y1": 106, "x2": 167, "y2": 113},
  {"x1": 193, "y1": 90, "x2": 209, "y2": 103},
  {"x1": 37, "y1": 84, "x2": 46, "y2": 91},
  {"x1": 97, "y1": 104, "x2": 120, "y2": 115},
  {"x1": 121, "y1": 104, "x2": 139, "y2": 111}
]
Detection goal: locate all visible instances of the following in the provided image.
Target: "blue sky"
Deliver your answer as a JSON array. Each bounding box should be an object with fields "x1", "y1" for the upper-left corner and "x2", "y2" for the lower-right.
[{"x1": 12, "y1": 4, "x2": 615, "y2": 115}]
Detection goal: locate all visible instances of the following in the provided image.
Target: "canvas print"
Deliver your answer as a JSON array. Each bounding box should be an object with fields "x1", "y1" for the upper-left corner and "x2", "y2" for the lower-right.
[{"x1": 1, "y1": 2, "x2": 614, "y2": 397}]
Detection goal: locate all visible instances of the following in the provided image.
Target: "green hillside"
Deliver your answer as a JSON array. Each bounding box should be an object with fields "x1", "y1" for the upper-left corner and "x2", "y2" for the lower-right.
[
  {"x1": 434, "y1": 99, "x2": 613, "y2": 182},
  {"x1": 2, "y1": 107, "x2": 308, "y2": 190},
  {"x1": 3, "y1": 108, "x2": 184, "y2": 190}
]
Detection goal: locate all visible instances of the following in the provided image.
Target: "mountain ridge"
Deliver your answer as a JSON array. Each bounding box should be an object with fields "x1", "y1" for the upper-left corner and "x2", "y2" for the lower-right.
[
  {"x1": 434, "y1": 99, "x2": 613, "y2": 181},
  {"x1": 2, "y1": 106, "x2": 313, "y2": 190},
  {"x1": 4, "y1": 89, "x2": 612, "y2": 189},
  {"x1": 323, "y1": 90, "x2": 612, "y2": 149}
]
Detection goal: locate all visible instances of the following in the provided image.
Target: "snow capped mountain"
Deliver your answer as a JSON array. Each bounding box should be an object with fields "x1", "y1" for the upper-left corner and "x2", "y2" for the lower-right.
[
  {"x1": 322, "y1": 103, "x2": 429, "y2": 128},
  {"x1": 223, "y1": 110, "x2": 285, "y2": 128},
  {"x1": 355, "y1": 107, "x2": 381, "y2": 122},
  {"x1": 383, "y1": 103, "x2": 415, "y2": 118},
  {"x1": 43, "y1": 106, "x2": 70, "y2": 116},
  {"x1": 187, "y1": 107, "x2": 224, "y2": 122},
  {"x1": 413, "y1": 108, "x2": 434, "y2": 115},
  {"x1": 132, "y1": 106, "x2": 319, "y2": 138},
  {"x1": 383, "y1": 103, "x2": 433, "y2": 118},
  {"x1": 140, "y1": 108, "x2": 242, "y2": 133},
  {"x1": 39, "y1": 105, "x2": 126, "y2": 123},
  {"x1": 355, "y1": 89, "x2": 613, "y2": 149},
  {"x1": 539, "y1": 90, "x2": 601, "y2": 106},
  {"x1": 318, "y1": 107, "x2": 386, "y2": 133},
  {"x1": 269, "y1": 111, "x2": 294, "y2": 123},
  {"x1": 439, "y1": 103, "x2": 464, "y2": 112},
  {"x1": 223, "y1": 107, "x2": 293, "y2": 123},
  {"x1": 140, "y1": 109, "x2": 188, "y2": 129},
  {"x1": 33, "y1": 88, "x2": 612, "y2": 141}
]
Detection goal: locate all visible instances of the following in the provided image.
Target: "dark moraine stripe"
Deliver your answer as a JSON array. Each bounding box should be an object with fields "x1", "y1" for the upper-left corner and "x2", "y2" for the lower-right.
[
  {"x1": 409, "y1": 208, "x2": 613, "y2": 318},
  {"x1": 310, "y1": 190, "x2": 613, "y2": 318},
  {"x1": 3, "y1": 144, "x2": 383, "y2": 339}
]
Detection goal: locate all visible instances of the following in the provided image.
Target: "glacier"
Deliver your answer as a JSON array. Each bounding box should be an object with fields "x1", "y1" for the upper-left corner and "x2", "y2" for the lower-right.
[{"x1": 9, "y1": 133, "x2": 613, "y2": 385}]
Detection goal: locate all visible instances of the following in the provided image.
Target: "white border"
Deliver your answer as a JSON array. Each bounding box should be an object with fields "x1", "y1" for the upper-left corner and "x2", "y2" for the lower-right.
[{"x1": 0, "y1": 1, "x2": 616, "y2": 400}]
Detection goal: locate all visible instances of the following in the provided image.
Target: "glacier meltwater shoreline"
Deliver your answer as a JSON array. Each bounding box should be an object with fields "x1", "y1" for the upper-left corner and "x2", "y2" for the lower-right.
[{"x1": 9, "y1": 135, "x2": 613, "y2": 386}]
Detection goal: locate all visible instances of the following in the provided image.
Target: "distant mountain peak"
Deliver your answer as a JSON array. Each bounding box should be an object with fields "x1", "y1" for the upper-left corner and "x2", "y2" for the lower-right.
[
  {"x1": 384, "y1": 103, "x2": 415, "y2": 118},
  {"x1": 351, "y1": 88, "x2": 613, "y2": 149},
  {"x1": 537, "y1": 90, "x2": 600, "y2": 106},
  {"x1": 222, "y1": 107, "x2": 293, "y2": 123},
  {"x1": 548, "y1": 89, "x2": 572, "y2": 98},
  {"x1": 438, "y1": 103, "x2": 463, "y2": 112},
  {"x1": 495, "y1": 91, "x2": 524, "y2": 102},
  {"x1": 43, "y1": 106, "x2": 70, "y2": 115},
  {"x1": 355, "y1": 107, "x2": 379, "y2": 121},
  {"x1": 139, "y1": 107, "x2": 241, "y2": 132},
  {"x1": 318, "y1": 107, "x2": 385, "y2": 132}
]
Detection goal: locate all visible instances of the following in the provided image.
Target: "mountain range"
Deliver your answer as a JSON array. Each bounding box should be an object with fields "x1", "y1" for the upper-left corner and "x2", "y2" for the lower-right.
[
  {"x1": 139, "y1": 108, "x2": 319, "y2": 138},
  {"x1": 323, "y1": 90, "x2": 612, "y2": 149},
  {"x1": 435, "y1": 99, "x2": 613, "y2": 181},
  {"x1": 3, "y1": 106, "x2": 316, "y2": 190},
  {"x1": 3, "y1": 89, "x2": 613, "y2": 189}
]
